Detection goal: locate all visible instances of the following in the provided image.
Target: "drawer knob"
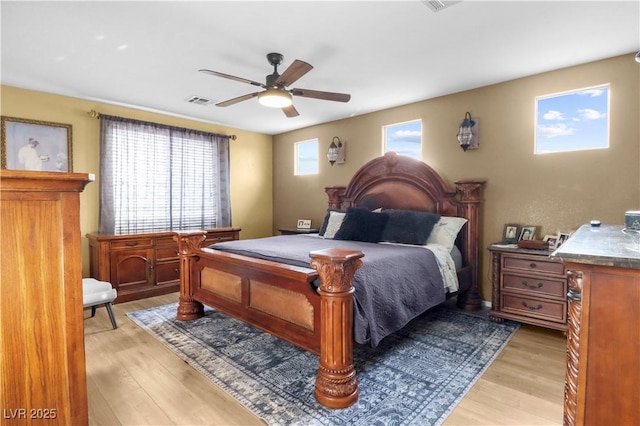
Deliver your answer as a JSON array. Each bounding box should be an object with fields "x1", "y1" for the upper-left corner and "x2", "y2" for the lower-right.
[
  {"x1": 174, "y1": 268, "x2": 179, "y2": 274},
  {"x1": 529, "y1": 262, "x2": 537, "y2": 268},
  {"x1": 521, "y1": 280, "x2": 543, "y2": 290},
  {"x1": 521, "y1": 301, "x2": 543, "y2": 311}
]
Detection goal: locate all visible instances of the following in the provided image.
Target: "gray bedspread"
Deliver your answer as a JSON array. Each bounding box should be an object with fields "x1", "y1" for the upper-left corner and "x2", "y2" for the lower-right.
[{"x1": 209, "y1": 235, "x2": 446, "y2": 347}]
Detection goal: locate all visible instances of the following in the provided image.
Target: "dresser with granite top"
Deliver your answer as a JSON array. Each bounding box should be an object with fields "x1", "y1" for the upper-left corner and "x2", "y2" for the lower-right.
[{"x1": 552, "y1": 224, "x2": 640, "y2": 426}]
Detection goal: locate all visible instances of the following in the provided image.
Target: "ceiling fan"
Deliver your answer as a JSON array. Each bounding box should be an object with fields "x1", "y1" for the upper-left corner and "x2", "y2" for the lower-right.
[{"x1": 199, "y1": 52, "x2": 351, "y2": 118}]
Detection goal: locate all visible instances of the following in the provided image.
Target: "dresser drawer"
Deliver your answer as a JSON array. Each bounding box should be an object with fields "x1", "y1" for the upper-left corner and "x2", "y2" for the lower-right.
[
  {"x1": 156, "y1": 236, "x2": 176, "y2": 246},
  {"x1": 502, "y1": 273, "x2": 566, "y2": 298},
  {"x1": 503, "y1": 255, "x2": 564, "y2": 275},
  {"x1": 156, "y1": 246, "x2": 179, "y2": 261},
  {"x1": 156, "y1": 261, "x2": 181, "y2": 283},
  {"x1": 501, "y1": 293, "x2": 566, "y2": 323},
  {"x1": 110, "y1": 238, "x2": 153, "y2": 249}
]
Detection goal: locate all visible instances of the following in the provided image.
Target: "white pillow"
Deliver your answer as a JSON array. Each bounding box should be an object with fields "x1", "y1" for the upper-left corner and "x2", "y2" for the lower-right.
[
  {"x1": 323, "y1": 211, "x2": 346, "y2": 239},
  {"x1": 426, "y1": 216, "x2": 467, "y2": 250}
]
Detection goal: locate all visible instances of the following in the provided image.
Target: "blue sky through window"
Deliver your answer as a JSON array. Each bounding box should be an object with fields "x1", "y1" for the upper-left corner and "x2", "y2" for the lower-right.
[
  {"x1": 535, "y1": 85, "x2": 609, "y2": 154},
  {"x1": 295, "y1": 139, "x2": 318, "y2": 175},
  {"x1": 384, "y1": 119, "x2": 422, "y2": 160}
]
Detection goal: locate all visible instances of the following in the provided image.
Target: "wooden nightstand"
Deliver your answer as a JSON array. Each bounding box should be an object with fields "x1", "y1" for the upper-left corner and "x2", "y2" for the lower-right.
[
  {"x1": 488, "y1": 244, "x2": 567, "y2": 331},
  {"x1": 278, "y1": 228, "x2": 320, "y2": 235}
]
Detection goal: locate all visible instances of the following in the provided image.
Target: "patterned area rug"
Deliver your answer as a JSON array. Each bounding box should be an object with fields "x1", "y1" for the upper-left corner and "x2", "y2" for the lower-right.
[{"x1": 128, "y1": 303, "x2": 519, "y2": 426}]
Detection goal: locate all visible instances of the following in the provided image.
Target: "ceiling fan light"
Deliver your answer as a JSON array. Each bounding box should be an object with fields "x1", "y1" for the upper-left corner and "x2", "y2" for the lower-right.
[{"x1": 258, "y1": 88, "x2": 292, "y2": 108}]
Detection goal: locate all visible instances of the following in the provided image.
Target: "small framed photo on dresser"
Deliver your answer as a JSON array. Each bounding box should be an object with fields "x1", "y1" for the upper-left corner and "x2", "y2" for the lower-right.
[
  {"x1": 502, "y1": 224, "x2": 520, "y2": 244},
  {"x1": 519, "y1": 226, "x2": 536, "y2": 241},
  {"x1": 543, "y1": 234, "x2": 558, "y2": 250},
  {"x1": 556, "y1": 232, "x2": 571, "y2": 247}
]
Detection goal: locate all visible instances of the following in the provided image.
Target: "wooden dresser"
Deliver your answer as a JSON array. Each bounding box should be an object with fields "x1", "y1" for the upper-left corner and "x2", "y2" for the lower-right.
[
  {"x1": 1, "y1": 171, "x2": 92, "y2": 426},
  {"x1": 86, "y1": 228, "x2": 240, "y2": 303},
  {"x1": 552, "y1": 224, "x2": 640, "y2": 426},
  {"x1": 488, "y1": 244, "x2": 567, "y2": 331}
]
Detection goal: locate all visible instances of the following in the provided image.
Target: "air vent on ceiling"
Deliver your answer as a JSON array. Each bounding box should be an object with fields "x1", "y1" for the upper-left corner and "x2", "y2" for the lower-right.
[
  {"x1": 421, "y1": 0, "x2": 461, "y2": 13},
  {"x1": 185, "y1": 95, "x2": 214, "y2": 106}
]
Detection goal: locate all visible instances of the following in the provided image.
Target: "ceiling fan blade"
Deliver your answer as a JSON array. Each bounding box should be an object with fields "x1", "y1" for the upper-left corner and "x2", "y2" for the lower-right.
[
  {"x1": 291, "y1": 88, "x2": 351, "y2": 103},
  {"x1": 275, "y1": 60, "x2": 313, "y2": 87},
  {"x1": 282, "y1": 104, "x2": 299, "y2": 118},
  {"x1": 216, "y1": 92, "x2": 260, "y2": 107},
  {"x1": 199, "y1": 69, "x2": 265, "y2": 88}
]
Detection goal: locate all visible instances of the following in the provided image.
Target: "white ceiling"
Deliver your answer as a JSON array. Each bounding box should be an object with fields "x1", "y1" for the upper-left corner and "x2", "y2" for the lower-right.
[{"x1": 2, "y1": 1, "x2": 638, "y2": 136}]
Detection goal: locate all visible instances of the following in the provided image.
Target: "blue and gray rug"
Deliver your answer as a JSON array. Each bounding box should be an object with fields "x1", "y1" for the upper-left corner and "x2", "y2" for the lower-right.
[{"x1": 128, "y1": 303, "x2": 519, "y2": 426}]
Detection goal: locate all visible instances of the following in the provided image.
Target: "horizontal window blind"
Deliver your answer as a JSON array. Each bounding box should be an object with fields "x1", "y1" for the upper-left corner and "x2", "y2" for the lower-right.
[{"x1": 98, "y1": 115, "x2": 231, "y2": 235}]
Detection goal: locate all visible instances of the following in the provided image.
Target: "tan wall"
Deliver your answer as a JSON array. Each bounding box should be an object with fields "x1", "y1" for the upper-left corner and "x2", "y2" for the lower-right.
[
  {"x1": 273, "y1": 53, "x2": 640, "y2": 302},
  {"x1": 1, "y1": 85, "x2": 274, "y2": 276}
]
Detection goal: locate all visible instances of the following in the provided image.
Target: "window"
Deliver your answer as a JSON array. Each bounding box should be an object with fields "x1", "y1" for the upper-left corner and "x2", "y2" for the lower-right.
[
  {"x1": 295, "y1": 139, "x2": 318, "y2": 175},
  {"x1": 98, "y1": 115, "x2": 231, "y2": 234},
  {"x1": 383, "y1": 119, "x2": 422, "y2": 160},
  {"x1": 535, "y1": 84, "x2": 610, "y2": 154}
]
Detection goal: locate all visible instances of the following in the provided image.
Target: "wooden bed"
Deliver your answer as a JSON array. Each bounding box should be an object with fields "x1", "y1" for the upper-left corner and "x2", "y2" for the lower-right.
[{"x1": 173, "y1": 152, "x2": 484, "y2": 409}]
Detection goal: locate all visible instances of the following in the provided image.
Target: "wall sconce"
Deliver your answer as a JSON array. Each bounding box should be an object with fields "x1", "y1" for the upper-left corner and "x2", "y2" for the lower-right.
[
  {"x1": 457, "y1": 112, "x2": 479, "y2": 151},
  {"x1": 327, "y1": 136, "x2": 345, "y2": 166}
]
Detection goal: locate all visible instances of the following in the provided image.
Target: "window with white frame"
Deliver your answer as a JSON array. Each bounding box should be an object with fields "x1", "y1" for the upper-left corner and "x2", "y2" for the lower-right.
[
  {"x1": 383, "y1": 119, "x2": 422, "y2": 160},
  {"x1": 535, "y1": 84, "x2": 610, "y2": 154},
  {"x1": 295, "y1": 139, "x2": 319, "y2": 175}
]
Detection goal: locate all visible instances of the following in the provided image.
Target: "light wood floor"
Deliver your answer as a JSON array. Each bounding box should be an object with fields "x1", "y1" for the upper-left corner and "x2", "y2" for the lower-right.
[{"x1": 84, "y1": 293, "x2": 566, "y2": 425}]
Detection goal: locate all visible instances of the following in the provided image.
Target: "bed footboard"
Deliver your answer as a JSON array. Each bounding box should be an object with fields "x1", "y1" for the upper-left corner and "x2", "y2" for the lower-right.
[{"x1": 173, "y1": 231, "x2": 364, "y2": 409}]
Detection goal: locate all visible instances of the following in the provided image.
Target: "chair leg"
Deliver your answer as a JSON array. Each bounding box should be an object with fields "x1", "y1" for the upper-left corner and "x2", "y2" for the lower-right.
[
  {"x1": 105, "y1": 302, "x2": 118, "y2": 329},
  {"x1": 91, "y1": 306, "x2": 97, "y2": 318}
]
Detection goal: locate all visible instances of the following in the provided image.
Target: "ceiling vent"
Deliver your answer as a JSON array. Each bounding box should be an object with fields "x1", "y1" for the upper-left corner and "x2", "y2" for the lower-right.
[
  {"x1": 421, "y1": 0, "x2": 461, "y2": 13},
  {"x1": 185, "y1": 95, "x2": 214, "y2": 106}
]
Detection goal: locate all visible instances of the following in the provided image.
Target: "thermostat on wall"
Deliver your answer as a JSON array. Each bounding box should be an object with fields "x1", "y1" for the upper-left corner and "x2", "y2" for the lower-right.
[{"x1": 297, "y1": 219, "x2": 312, "y2": 229}]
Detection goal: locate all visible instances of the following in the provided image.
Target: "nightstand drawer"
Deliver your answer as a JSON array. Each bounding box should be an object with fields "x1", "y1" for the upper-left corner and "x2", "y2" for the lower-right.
[
  {"x1": 502, "y1": 273, "x2": 566, "y2": 298},
  {"x1": 503, "y1": 256, "x2": 564, "y2": 275},
  {"x1": 205, "y1": 232, "x2": 237, "y2": 245},
  {"x1": 501, "y1": 294, "x2": 566, "y2": 323}
]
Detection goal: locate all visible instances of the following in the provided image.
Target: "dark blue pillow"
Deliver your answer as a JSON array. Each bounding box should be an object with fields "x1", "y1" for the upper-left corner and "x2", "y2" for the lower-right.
[
  {"x1": 334, "y1": 207, "x2": 388, "y2": 243},
  {"x1": 381, "y1": 209, "x2": 441, "y2": 245}
]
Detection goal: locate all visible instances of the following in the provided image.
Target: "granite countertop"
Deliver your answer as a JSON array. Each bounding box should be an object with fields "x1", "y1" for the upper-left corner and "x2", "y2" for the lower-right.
[{"x1": 551, "y1": 224, "x2": 640, "y2": 269}]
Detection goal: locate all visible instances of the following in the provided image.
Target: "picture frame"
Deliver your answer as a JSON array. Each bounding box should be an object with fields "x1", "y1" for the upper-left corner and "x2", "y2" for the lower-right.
[
  {"x1": 543, "y1": 234, "x2": 558, "y2": 250},
  {"x1": 556, "y1": 232, "x2": 571, "y2": 247},
  {"x1": 519, "y1": 226, "x2": 536, "y2": 241},
  {"x1": 296, "y1": 219, "x2": 312, "y2": 229},
  {"x1": 502, "y1": 223, "x2": 520, "y2": 244},
  {"x1": 1, "y1": 116, "x2": 72, "y2": 172}
]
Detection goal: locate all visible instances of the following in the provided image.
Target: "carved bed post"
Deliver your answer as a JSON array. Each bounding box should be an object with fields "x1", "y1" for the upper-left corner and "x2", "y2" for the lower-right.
[
  {"x1": 173, "y1": 231, "x2": 207, "y2": 321},
  {"x1": 309, "y1": 248, "x2": 364, "y2": 409},
  {"x1": 325, "y1": 186, "x2": 347, "y2": 209},
  {"x1": 454, "y1": 180, "x2": 485, "y2": 311}
]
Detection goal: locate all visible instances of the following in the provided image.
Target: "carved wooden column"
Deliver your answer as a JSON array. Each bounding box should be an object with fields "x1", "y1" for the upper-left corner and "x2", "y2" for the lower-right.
[
  {"x1": 488, "y1": 251, "x2": 503, "y2": 323},
  {"x1": 309, "y1": 248, "x2": 364, "y2": 409},
  {"x1": 454, "y1": 179, "x2": 485, "y2": 310},
  {"x1": 564, "y1": 269, "x2": 583, "y2": 426},
  {"x1": 173, "y1": 231, "x2": 207, "y2": 321}
]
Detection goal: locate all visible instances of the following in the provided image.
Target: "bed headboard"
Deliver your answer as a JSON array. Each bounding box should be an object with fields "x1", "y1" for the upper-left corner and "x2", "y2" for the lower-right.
[{"x1": 325, "y1": 152, "x2": 485, "y2": 309}]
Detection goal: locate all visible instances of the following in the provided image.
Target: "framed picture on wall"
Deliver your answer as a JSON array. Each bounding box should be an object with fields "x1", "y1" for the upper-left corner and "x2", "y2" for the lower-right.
[{"x1": 1, "y1": 116, "x2": 72, "y2": 172}]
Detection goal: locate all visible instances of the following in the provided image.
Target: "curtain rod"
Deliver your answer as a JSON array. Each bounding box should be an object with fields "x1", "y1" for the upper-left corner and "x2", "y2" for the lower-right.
[{"x1": 87, "y1": 109, "x2": 237, "y2": 140}]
